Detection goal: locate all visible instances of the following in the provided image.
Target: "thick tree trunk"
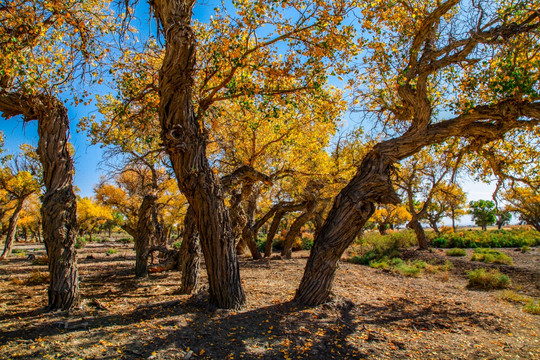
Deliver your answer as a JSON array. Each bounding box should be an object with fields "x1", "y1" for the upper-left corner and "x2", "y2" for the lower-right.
[
  {"x1": 155, "y1": 0, "x2": 245, "y2": 309},
  {"x1": 282, "y1": 211, "x2": 314, "y2": 259},
  {"x1": 408, "y1": 217, "x2": 429, "y2": 250},
  {"x1": 295, "y1": 150, "x2": 400, "y2": 306},
  {"x1": 430, "y1": 219, "x2": 440, "y2": 234},
  {"x1": 179, "y1": 206, "x2": 201, "y2": 294},
  {"x1": 37, "y1": 101, "x2": 80, "y2": 311},
  {"x1": 241, "y1": 188, "x2": 261, "y2": 259},
  {"x1": 265, "y1": 211, "x2": 284, "y2": 257},
  {"x1": 134, "y1": 194, "x2": 157, "y2": 277},
  {"x1": 0, "y1": 198, "x2": 24, "y2": 259},
  {"x1": 378, "y1": 223, "x2": 388, "y2": 235}
]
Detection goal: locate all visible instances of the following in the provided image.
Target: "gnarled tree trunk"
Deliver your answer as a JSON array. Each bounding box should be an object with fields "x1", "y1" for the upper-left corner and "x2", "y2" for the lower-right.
[
  {"x1": 179, "y1": 206, "x2": 201, "y2": 294},
  {"x1": 135, "y1": 194, "x2": 157, "y2": 277},
  {"x1": 407, "y1": 217, "x2": 429, "y2": 250},
  {"x1": 281, "y1": 209, "x2": 314, "y2": 259},
  {"x1": 265, "y1": 211, "x2": 284, "y2": 257},
  {"x1": 154, "y1": 0, "x2": 245, "y2": 309},
  {"x1": 295, "y1": 149, "x2": 400, "y2": 306},
  {"x1": 38, "y1": 100, "x2": 80, "y2": 311},
  {"x1": 0, "y1": 198, "x2": 24, "y2": 259}
]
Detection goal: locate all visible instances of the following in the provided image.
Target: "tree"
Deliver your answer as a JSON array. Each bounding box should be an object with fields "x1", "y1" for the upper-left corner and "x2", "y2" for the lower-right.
[
  {"x1": 425, "y1": 182, "x2": 467, "y2": 233},
  {"x1": 150, "y1": 0, "x2": 356, "y2": 308},
  {"x1": 0, "y1": 0, "x2": 119, "y2": 310},
  {"x1": 295, "y1": 0, "x2": 540, "y2": 306},
  {"x1": 469, "y1": 200, "x2": 497, "y2": 231},
  {"x1": 0, "y1": 165, "x2": 40, "y2": 258},
  {"x1": 370, "y1": 204, "x2": 412, "y2": 236},
  {"x1": 504, "y1": 187, "x2": 540, "y2": 231},
  {"x1": 496, "y1": 210, "x2": 512, "y2": 229},
  {"x1": 77, "y1": 197, "x2": 113, "y2": 241}
]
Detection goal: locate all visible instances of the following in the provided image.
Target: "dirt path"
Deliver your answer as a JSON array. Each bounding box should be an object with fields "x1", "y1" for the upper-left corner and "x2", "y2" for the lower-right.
[{"x1": 0, "y1": 243, "x2": 538, "y2": 359}]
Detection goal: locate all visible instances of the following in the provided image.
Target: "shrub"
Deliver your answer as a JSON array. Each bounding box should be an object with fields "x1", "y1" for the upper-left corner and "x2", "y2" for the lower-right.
[
  {"x1": 446, "y1": 248, "x2": 467, "y2": 257},
  {"x1": 117, "y1": 237, "x2": 134, "y2": 244},
  {"x1": 106, "y1": 249, "x2": 118, "y2": 255},
  {"x1": 172, "y1": 241, "x2": 182, "y2": 250},
  {"x1": 432, "y1": 228, "x2": 540, "y2": 248},
  {"x1": 523, "y1": 301, "x2": 540, "y2": 315},
  {"x1": 520, "y1": 245, "x2": 530, "y2": 253},
  {"x1": 471, "y1": 248, "x2": 513, "y2": 265},
  {"x1": 12, "y1": 249, "x2": 26, "y2": 256},
  {"x1": 24, "y1": 271, "x2": 49, "y2": 285},
  {"x1": 75, "y1": 236, "x2": 87, "y2": 249},
  {"x1": 395, "y1": 262, "x2": 422, "y2": 277},
  {"x1": 32, "y1": 256, "x2": 49, "y2": 266},
  {"x1": 467, "y1": 268, "x2": 511, "y2": 289}
]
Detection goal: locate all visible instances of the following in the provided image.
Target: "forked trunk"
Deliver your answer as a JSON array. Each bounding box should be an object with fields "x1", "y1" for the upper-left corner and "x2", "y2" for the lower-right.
[
  {"x1": 155, "y1": 0, "x2": 245, "y2": 309},
  {"x1": 179, "y1": 206, "x2": 201, "y2": 294},
  {"x1": 37, "y1": 101, "x2": 79, "y2": 311},
  {"x1": 0, "y1": 198, "x2": 24, "y2": 259},
  {"x1": 408, "y1": 217, "x2": 429, "y2": 250},
  {"x1": 134, "y1": 194, "x2": 157, "y2": 277},
  {"x1": 295, "y1": 150, "x2": 400, "y2": 306}
]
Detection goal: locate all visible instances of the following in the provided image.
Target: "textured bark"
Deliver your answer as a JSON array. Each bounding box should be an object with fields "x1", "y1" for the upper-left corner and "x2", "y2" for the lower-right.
[
  {"x1": 281, "y1": 210, "x2": 314, "y2": 259},
  {"x1": 134, "y1": 194, "x2": 157, "y2": 277},
  {"x1": 179, "y1": 206, "x2": 201, "y2": 294},
  {"x1": 295, "y1": 149, "x2": 401, "y2": 306},
  {"x1": 240, "y1": 187, "x2": 261, "y2": 259},
  {"x1": 154, "y1": 0, "x2": 245, "y2": 309},
  {"x1": 265, "y1": 211, "x2": 284, "y2": 257},
  {"x1": 0, "y1": 198, "x2": 24, "y2": 259},
  {"x1": 408, "y1": 217, "x2": 429, "y2": 250},
  {"x1": 37, "y1": 100, "x2": 80, "y2": 311}
]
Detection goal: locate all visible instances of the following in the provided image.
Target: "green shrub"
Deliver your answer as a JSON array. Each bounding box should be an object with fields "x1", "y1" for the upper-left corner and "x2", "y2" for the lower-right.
[
  {"x1": 117, "y1": 237, "x2": 134, "y2": 244},
  {"x1": 467, "y1": 268, "x2": 511, "y2": 289},
  {"x1": 75, "y1": 236, "x2": 87, "y2": 249},
  {"x1": 520, "y1": 245, "x2": 530, "y2": 253},
  {"x1": 395, "y1": 262, "x2": 422, "y2": 277},
  {"x1": 106, "y1": 248, "x2": 118, "y2": 255},
  {"x1": 471, "y1": 248, "x2": 513, "y2": 265},
  {"x1": 523, "y1": 301, "x2": 540, "y2": 315},
  {"x1": 12, "y1": 248, "x2": 26, "y2": 255},
  {"x1": 432, "y1": 228, "x2": 540, "y2": 248},
  {"x1": 301, "y1": 237, "x2": 314, "y2": 250},
  {"x1": 446, "y1": 248, "x2": 467, "y2": 257},
  {"x1": 172, "y1": 241, "x2": 182, "y2": 250}
]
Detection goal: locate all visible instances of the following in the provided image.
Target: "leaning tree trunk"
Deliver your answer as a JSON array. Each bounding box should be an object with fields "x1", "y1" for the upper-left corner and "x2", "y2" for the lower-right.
[
  {"x1": 155, "y1": 0, "x2": 245, "y2": 309},
  {"x1": 37, "y1": 100, "x2": 80, "y2": 311},
  {"x1": 0, "y1": 198, "x2": 24, "y2": 259},
  {"x1": 265, "y1": 211, "x2": 284, "y2": 257},
  {"x1": 179, "y1": 206, "x2": 201, "y2": 294},
  {"x1": 408, "y1": 217, "x2": 429, "y2": 250},
  {"x1": 134, "y1": 194, "x2": 157, "y2": 278},
  {"x1": 295, "y1": 149, "x2": 401, "y2": 306},
  {"x1": 282, "y1": 210, "x2": 314, "y2": 259},
  {"x1": 240, "y1": 188, "x2": 262, "y2": 259}
]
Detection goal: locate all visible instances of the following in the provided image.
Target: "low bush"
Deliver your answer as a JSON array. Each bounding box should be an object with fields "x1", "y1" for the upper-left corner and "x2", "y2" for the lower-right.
[
  {"x1": 24, "y1": 271, "x2": 49, "y2": 285},
  {"x1": 32, "y1": 256, "x2": 49, "y2": 266},
  {"x1": 467, "y1": 268, "x2": 511, "y2": 289},
  {"x1": 172, "y1": 241, "x2": 182, "y2": 250},
  {"x1": 117, "y1": 237, "x2": 134, "y2": 244},
  {"x1": 500, "y1": 290, "x2": 540, "y2": 315},
  {"x1": 520, "y1": 245, "x2": 530, "y2": 253},
  {"x1": 106, "y1": 249, "x2": 118, "y2": 255},
  {"x1": 432, "y1": 228, "x2": 540, "y2": 248},
  {"x1": 446, "y1": 248, "x2": 467, "y2": 257},
  {"x1": 471, "y1": 248, "x2": 513, "y2": 265},
  {"x1": 75, "y1": 236, "x2": 87, "y2": 249}
]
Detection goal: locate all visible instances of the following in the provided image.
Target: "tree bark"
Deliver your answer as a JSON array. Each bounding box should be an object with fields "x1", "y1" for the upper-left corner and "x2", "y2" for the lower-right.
[
  {"x1": 179, "y1": 206, "x2": 201, "y2": 294},
  {"x1": 0, "y1": 198, "x2": 24, "y2": 259},
  {"x1": 295, "y1": 149, "x2": 400, "y2": 306},
  {"x1": 265, "y1": 211, "x2": 284, "y2": 257},
  {"x1": 134, "y1": 194, "x2": 157, "y2": 277},
  {"x1": 408, "y1": 217, "x2": 429, "y2": 250},
  {"x1": 282, "y1": 210, "x2": 314, "y2": 259},
  {"x1": 154, "y1": 0, "x2": 245, "y2": 309},
  {"x1": 37, "y1": 99, "x2": 80, "y2": 311}
]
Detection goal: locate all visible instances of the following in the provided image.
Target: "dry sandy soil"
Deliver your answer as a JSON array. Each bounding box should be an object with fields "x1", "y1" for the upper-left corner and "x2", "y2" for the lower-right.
[{"x1": 0, "y1": 241, "x2": 538, "y2": 359}]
